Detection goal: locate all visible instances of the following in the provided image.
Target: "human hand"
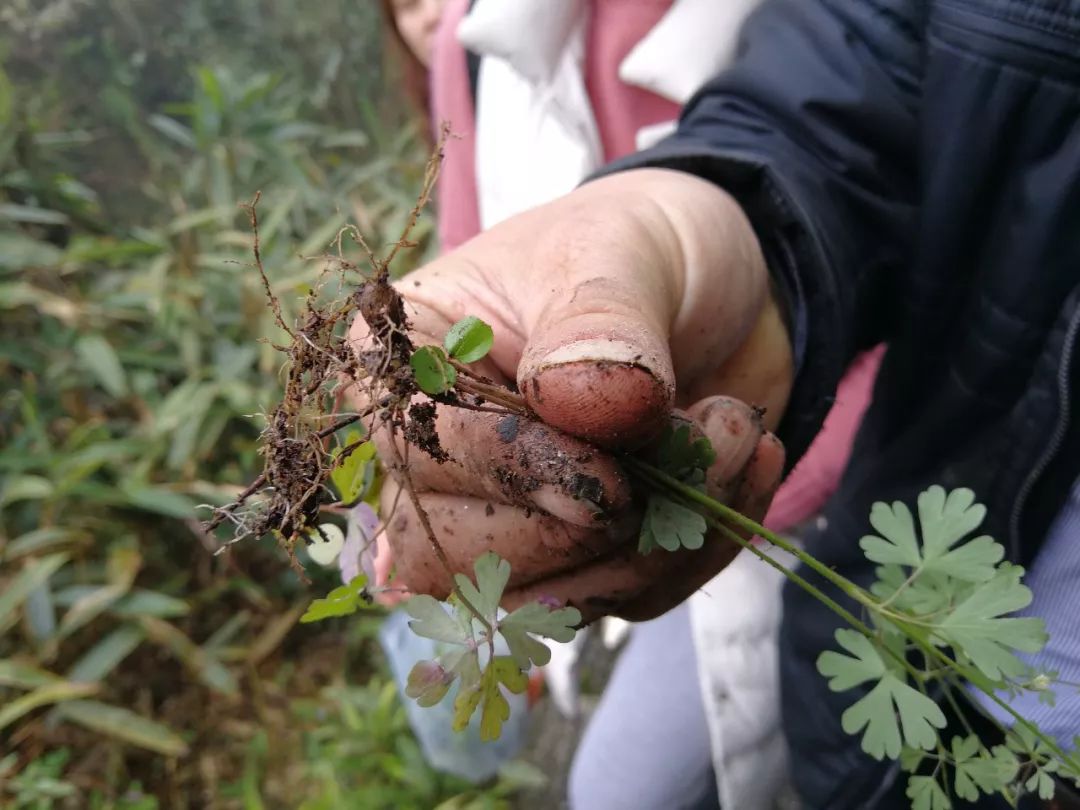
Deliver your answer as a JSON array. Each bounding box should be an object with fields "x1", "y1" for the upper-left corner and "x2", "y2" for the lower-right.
[{"x1": 351, "y1": 168, "x2": 794, "y2": 622}]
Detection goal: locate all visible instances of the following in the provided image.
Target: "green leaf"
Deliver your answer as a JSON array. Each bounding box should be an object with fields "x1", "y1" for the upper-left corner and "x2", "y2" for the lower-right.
[
  {"x1": 110, "y1": 590, "x2": 190, "y2": 619},
  {"x1": 0, "y1": 660, "x2": 63, "y2": 689},
  {"x1": 479, "y1": 657, "x2": 528, "y2": 742},
  {"x1": 1063, "y1": 740, "x2": 1080, "y2": 783},
  {"x1": 861, "y1": 487, "x2": 1000, "y2": 585},
  {"x1": 907, "y1": 775, "x2": 951, "y2": 810},
  {"x1": 454, "y1": 552, "x2": 510, "y2": 621},
  {"x1": 655, "y1": 422, "x2": 716, "y2": 481},
  {"x1": 638, "y1": 495, "x2": 707, "y2": 554},
  {"x1": 118, "y1": 485, "x2": 197, "y2": 518},
  {"x1": 498, "y1": 602, "x2": 581, "y2": 669},
  {"x1": 870, "y1": 564, "x2": 951, "y2": 615},
  {"x1": 147, "y1": 113, "x2": 196, "y2": 148},
  {"x1": 0, "y1": 232, "x2": 62, "y2": 272},
  {"x1": 0, "y1": 553, "x2": 69, "y2": 631},
  {"x1": 443, "y1": 316, "x2": 494, "y2": 364},
  {"x1": 952, "y1": 737, "x2": 1018, "y2": 801},
  {"x1": 405, "y1": 595, "x2": 471, "y2": 645},
  {"x1": 1026, "y1": 770, "x2": 1056, "y2": 801},
  {"x1": 410, "y1": 345, "x2": 457, "y2": 395},
  {"x1": 330, "y1": 432, "x2": 376, "y2": 506},
  {"x1": 299, "y1": 575, "x2": 371, "y2": 623},
  {"x1": 0, "y1": 203, "x2": 69, "y2": 226},
  {"x1": 57, "y1": 700, "x2": 188, "y2": 756},
  {"x1": 451, "y1": 650, "x2": 483, "y2": 732},
  {"x1": 138, "y1": 617, "x2": 238, "y2": 697},
  {"x1": 818, "y1": 630, "x2": 887, "y2": 691},
  {"x1": 1, "y1": 475, "x2": 55, "y2": 506},
  {"x1": 1005, "y1": 725, "x2": 1062, "y2": 799},
  {"x1": 935, "y1": 563, "x2": 1048, "y2": 680},
  {"x1": 4, "y1": 527, "x2": 82, "y2": 561},
  {"x1": 447, "y1": 655, "x2": 530, "y2": 742},
  {"x1": 57, "y1": 546, "x2": 140, "y2": 639},
  {"x1": 0, "y1": 681, "x2": 99, "y2": 732},
  {"x1": 818, "y1": 630, "x2": 946, "y2": 759},
  {"x1": 900, "y1": 747, "x2": 925, "y2": 773},
  {"x1": 67, "y1": 625, "x2": 146, "y2": 683},
  {"x1": 75, "y1": 334, "x2": 129, "y2": 398}
]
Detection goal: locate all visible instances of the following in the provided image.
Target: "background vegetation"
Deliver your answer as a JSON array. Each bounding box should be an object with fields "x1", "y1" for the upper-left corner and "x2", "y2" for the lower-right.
[{"x1": 0, "y1": 2, "x2": 536, "y2": 806}]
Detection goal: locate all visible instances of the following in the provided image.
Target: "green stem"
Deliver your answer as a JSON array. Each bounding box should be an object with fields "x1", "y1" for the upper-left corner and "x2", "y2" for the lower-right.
[
  {"x1": 709, "y1": 517, "x2": 927, "y2": 685},
  {"x1": 624, "y1": 458, "x2": 877, "y2": 611},
  {"x1": 941, "y1": 678, "x2": 984, "y2": 743},
  {"x1": 630, "y1": 460, "x2": 926, "y2": 683},
  {"x1": 627, "y1": 457, "x2": 1077, "y2": 775},
  {"x1": 912, "y1": 635, "x2": 1075, "y2": 772}
]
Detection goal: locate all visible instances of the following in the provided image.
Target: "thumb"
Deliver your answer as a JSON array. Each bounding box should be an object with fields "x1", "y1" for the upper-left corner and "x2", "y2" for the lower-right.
[
  {"x1": 518, "y1": 280, "x2": 676, "y2": 449},
  {"x1": 514, "y1": 168, "x2": 764, "y2": 448},
  {"x1": 514, "y1": 184, "x2": 688, "y2": 448}
]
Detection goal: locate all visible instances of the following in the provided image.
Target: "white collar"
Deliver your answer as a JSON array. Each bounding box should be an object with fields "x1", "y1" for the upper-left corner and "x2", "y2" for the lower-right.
[
  {"x1": 457, "y1": 0, "x2": 757, "y2": 103},
  {"x1": 457, "y1": 0, "x2": 585, "y2": 85}
]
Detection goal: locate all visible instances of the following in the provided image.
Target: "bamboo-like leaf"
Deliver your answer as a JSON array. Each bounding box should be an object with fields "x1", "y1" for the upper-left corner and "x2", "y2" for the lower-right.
[
  {"x1": 0, "y1": 553, "x2": 69, "y2": 632},
  {"x1": 75, "y1": 334, "x2": 128, "y2": 397},
  {"x1": 3, "y1": 528, "x2": 82, "y2": 561},
  {"x1": 67, "y1": 625, "x2": 146, "y2": 683},
  {"x1": 0, "y1": 681, "x2": 99, "y2": 732},
  {"x1": 57, "y1": 700, "x2": 188, "y2": 756},
  {"x1": 0, "y1": 659, "x2": 63, "y2": 689},
  {"x1": 57, "y1": 547, "x2": 140, "y2": 639},
  {"x1": 138, "y1": 617, "x2": 238, "y2": 696}
]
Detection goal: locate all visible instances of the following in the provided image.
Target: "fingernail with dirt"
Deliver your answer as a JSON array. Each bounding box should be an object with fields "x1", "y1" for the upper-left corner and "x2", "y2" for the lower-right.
[
  {"x1": 523, "y1": 339, "x2": 672, "y2": 448},
  {"x1": 532, "y1": 483, "x2": 609, "y2": 527}
]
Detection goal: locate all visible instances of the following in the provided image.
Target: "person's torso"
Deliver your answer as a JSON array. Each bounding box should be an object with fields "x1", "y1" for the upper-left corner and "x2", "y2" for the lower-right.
[{"x1": 781, "y1": 2, "x2": 1080, "y2": 807}]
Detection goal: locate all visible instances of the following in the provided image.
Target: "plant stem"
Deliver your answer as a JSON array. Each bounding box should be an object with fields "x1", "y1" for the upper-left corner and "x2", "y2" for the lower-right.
[
  {"x1": 911, "y1": 634, "x2": 1075, "y2": 770},
  {"x1": 631, "y1": 460, "x2": 928, "y2": 684},
  {"x1": 627, "y1": 457, "x2": 1078, "y2": 776},
  {"x1": 455, "y1": 379, "x2": 529, "y2": 414},
  {"x1": 625, "y1": 458, "x2": 874, "y2": 609}
]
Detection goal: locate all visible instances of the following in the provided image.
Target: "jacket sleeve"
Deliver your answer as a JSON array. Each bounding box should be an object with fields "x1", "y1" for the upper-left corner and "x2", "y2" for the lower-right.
[{"x1": 598, "y1": 0, "x2": 922, "y2": 463}]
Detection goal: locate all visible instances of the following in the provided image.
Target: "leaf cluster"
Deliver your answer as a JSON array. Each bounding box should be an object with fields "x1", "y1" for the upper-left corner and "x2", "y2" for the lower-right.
[
  {"x1": 816, "y1": 487, "x2": 1076, "y2": 808},
  {"x1": 402, "y1": 553, "x2": 579, "y2": 741},
  {"x1": 411, "y1": 317, "x2": 494, "y2": 395}
]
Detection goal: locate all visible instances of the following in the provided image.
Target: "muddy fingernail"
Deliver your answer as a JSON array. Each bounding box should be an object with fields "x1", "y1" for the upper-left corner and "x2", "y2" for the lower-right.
[
  {"x1": 524, "y1": 340, "x2": 672, "y2": 448},
  {"x1": 532, "y1": 484, "x2": 609, "y2": 527}
]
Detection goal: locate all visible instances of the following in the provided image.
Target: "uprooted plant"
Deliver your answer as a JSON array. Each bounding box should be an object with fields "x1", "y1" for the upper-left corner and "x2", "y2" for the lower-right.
[
  {"x1": 204, "y1": 132, "x2": 1080, "y2": 807},
  {"x1": 202, "y1": 128, "x2": 586, "y2": 740}
]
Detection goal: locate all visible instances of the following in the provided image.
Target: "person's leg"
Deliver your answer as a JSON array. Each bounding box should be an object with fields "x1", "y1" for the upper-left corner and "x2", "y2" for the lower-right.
[{"x1": 568, "y1": 602, "x2": 718, "y2": 810}]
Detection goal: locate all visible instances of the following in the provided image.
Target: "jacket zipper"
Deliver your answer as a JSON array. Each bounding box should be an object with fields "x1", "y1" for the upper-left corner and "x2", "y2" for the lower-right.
[{"x1": 1007, "y1": 300, "x2": 1080, "y2": 560}]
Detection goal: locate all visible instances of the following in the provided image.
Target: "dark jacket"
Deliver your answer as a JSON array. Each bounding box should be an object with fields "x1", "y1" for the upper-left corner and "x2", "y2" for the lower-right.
[{"x1": 608, "y1": 0, "x2": 1080, "y2": 807}]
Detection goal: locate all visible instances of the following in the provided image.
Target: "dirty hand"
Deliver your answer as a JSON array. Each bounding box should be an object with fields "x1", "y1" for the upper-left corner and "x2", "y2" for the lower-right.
[{"x1": 352, "y1": 168, "x2": 794, "y2": 622}]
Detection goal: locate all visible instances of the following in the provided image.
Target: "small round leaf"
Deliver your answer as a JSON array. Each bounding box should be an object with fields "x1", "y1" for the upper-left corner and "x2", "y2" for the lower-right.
[
  {"x1": 443, "y1": 316, "x2": 494, "y2": 363},
  {"x1": 410, "y1": 345, "x2": 457, "y2": 394}
]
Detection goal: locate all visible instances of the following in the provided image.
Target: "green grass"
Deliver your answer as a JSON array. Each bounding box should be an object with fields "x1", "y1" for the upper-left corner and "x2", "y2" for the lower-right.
[{"x1": 0, "y1": 2, "x2": 522, "y2": 805}]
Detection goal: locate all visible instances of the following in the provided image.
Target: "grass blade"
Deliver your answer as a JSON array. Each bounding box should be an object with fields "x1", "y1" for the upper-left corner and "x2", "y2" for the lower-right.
[
  {"x1": 0, "y1": 659, "x2": 63, "y2": 689},
  {"x1": 67, "y1": 625, "x2": 146, "y2": 683},
  {"x1": 57, "y1": 700, "x2": 188, "y2": 756},
  {"x1": 0, "y1": 553, "x2": 69, "y2": 632},
  {"x1": 0, "y1": 681, "x2": 99, "y2": 732}
]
